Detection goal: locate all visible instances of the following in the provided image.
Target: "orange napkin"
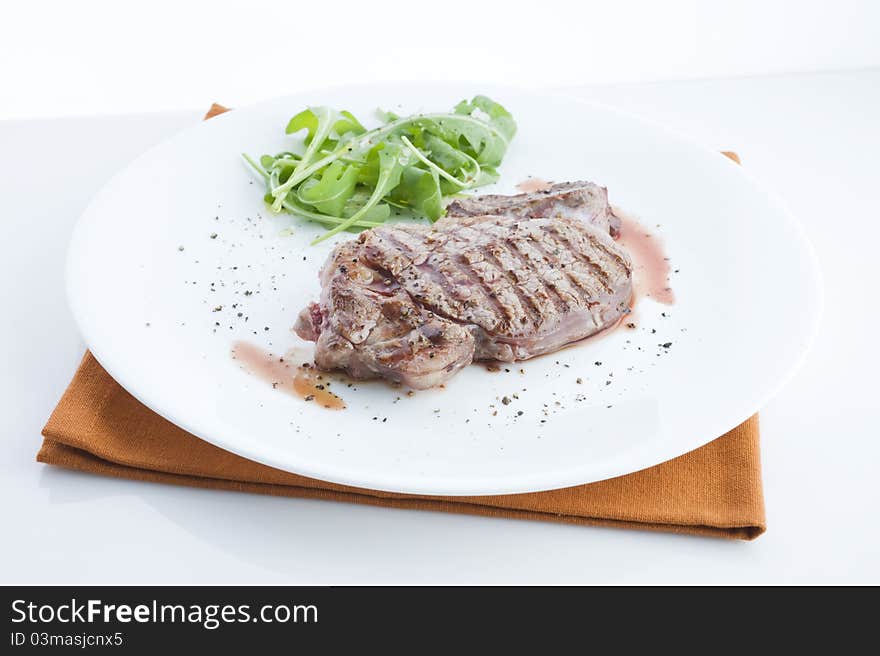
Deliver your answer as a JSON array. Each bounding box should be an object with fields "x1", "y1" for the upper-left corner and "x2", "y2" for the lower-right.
[{"x1": 37, "y1": 104, "x2": 765, "y2": 540}]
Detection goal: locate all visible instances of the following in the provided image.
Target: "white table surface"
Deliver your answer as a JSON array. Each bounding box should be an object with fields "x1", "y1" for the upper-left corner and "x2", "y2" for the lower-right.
[{"x1": 2, "y1": 70, "x2": 877, "y2": 584}]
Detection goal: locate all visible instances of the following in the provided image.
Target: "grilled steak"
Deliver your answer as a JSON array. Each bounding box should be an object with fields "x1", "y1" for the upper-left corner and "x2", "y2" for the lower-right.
[
  {"x1": 445, "y1": 181, "x2": 621, "y2": 238},
  {"x1": 295, "y1": 212, "x2": 633, "y2": 389}
]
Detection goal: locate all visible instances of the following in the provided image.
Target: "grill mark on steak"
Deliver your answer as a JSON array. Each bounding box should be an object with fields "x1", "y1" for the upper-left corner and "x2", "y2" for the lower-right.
[
  {"x1": 505, "y1": 234, "x2": 573, "y2": 315},
  {"x1": 510, "y1": 230, "x2": 583, "y2": 310},
  {"x1": 529, "y1": 224, "x2": 630, "y2": 333},
  {"x1": 523, "y1": 231, "x2": 608, "y2": 329},
  {"x1": 496, "y1": 235, "x2": 563, "y2": 323},
  {"x1": 539, "y1": 244, "x2": 602, "y2": 309},
  {"x1": 581, "y1": 228, "x2": 631, "y2": 272},
  {"x1": 475, "y1": 219, "x2": 573, "y2": 317},
  {"x1": 438, "y1": 251, "x2": 507, "y2": 330},
  {"x1": 428, "y1": 256, "x2": 483, "y2": 325},
  {"x1": 395, "y1": 265, "x2": 479, "y2": 334},
  {"x1": 530, "y1": 226, "x2": 612, "y2": 305},
  {"x1": 459, "y1": 247, "x2": 521, "y2": 329},
  {"x1": 382, "y1": 228, "x2": 426, "y2": 261},
  {"x1": 376, "y1": 231, "x2": 461, "y2": 318},
  {"x1": 532, "y1": 225, "x2": 608, "y2": 297},
  {"x1": 542, "y1": 223, "x2": 617, "y2": 296},
  {"x1": 501, "y1": 219, "x2": 598, "y2": 308},
  {"x1": 482, "y1": 240, "x2": 544, "y2": 327},
  {"x1": 555, "y1": 218, "x2": 631, "y2": 275},
  {"x1": 370, "y1": 227, "x2": 510, "y2": 334},
  {"x1": 422, "y1": 231, "x2": 505, "y2": 329},
  {"x1": 451, "y1": 224, "x2": 532, "y2": 330}
]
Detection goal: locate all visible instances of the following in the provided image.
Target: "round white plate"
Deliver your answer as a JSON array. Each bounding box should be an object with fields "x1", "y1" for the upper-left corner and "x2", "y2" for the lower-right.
[{"x1": 67, "y1": 83, "x2": 820, "y2": 495}]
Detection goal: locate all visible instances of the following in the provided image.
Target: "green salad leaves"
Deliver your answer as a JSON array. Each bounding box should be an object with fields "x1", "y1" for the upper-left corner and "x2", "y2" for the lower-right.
[{"x1": 243, "y1": 95, "x2": 516, "y2": 244}]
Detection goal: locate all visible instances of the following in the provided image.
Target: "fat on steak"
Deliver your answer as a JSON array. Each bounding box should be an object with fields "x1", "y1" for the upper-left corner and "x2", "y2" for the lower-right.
[
  {"x1": 295, "y1": 210, "x2": 633, "y2": 389},
  {"x1": 445, "y1": 181, "x2": 621, "y2": 238}
]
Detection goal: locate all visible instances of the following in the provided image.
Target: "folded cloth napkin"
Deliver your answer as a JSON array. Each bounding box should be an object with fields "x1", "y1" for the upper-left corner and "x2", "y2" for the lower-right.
[{"x1": 37, "y1": 104, "x2": 766, "y2": 540}]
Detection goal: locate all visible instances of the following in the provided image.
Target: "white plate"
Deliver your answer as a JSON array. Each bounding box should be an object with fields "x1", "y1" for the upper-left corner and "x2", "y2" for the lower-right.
[{"x1": 66, "y1": 83, "x2": 820, "y2": 495}]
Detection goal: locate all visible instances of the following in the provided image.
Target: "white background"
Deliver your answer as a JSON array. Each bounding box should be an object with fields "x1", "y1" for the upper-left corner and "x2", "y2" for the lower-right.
[
  {"x1": 1, "y1": 2, "x2": 879, "y2": 583},
  {"x1": 2, "y1": 0, "x2": 879, "y2": 119}
]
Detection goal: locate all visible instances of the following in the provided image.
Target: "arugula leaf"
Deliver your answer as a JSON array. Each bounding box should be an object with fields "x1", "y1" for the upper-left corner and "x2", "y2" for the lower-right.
[
  {"x1": 297, "y1": 161, "x2": 361, "y2": 216},
  {"x1": 454, "y1": 95, "x2": 517, "y2": 143},
  {"x1": 390, "y1": 166, "x2": 443, "y2": 221},
  {"x1": 285, "y1": 108, "x2": 323, "y2": 143},
  {"x1": 311, "y1": 142, "x2": 410, "y2": 244},
  {"x1": 334, "y1": 110, "x2": 366, "y2": 138},
  {"x1": 420, "y1": 133, "x2": 480, "y2": 184},
  {"x1": 416, "y1": 114, "x2": 509, "y2": 167},
  {"x1": 272, "y1": 107, "x2": 339, "y2": 211},
  {"x1": 341, "y1": 194, "x2": 392, "y2": 223}
]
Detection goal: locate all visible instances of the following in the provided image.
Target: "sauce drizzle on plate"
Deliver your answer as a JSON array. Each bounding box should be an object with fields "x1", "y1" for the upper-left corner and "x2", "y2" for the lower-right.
[
  {"x1": 613, "y1": 206, "x2": 675, "y2": 306},
  {"x1": 232, "y1": 341, "x2": 346, "y2": 410}
]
